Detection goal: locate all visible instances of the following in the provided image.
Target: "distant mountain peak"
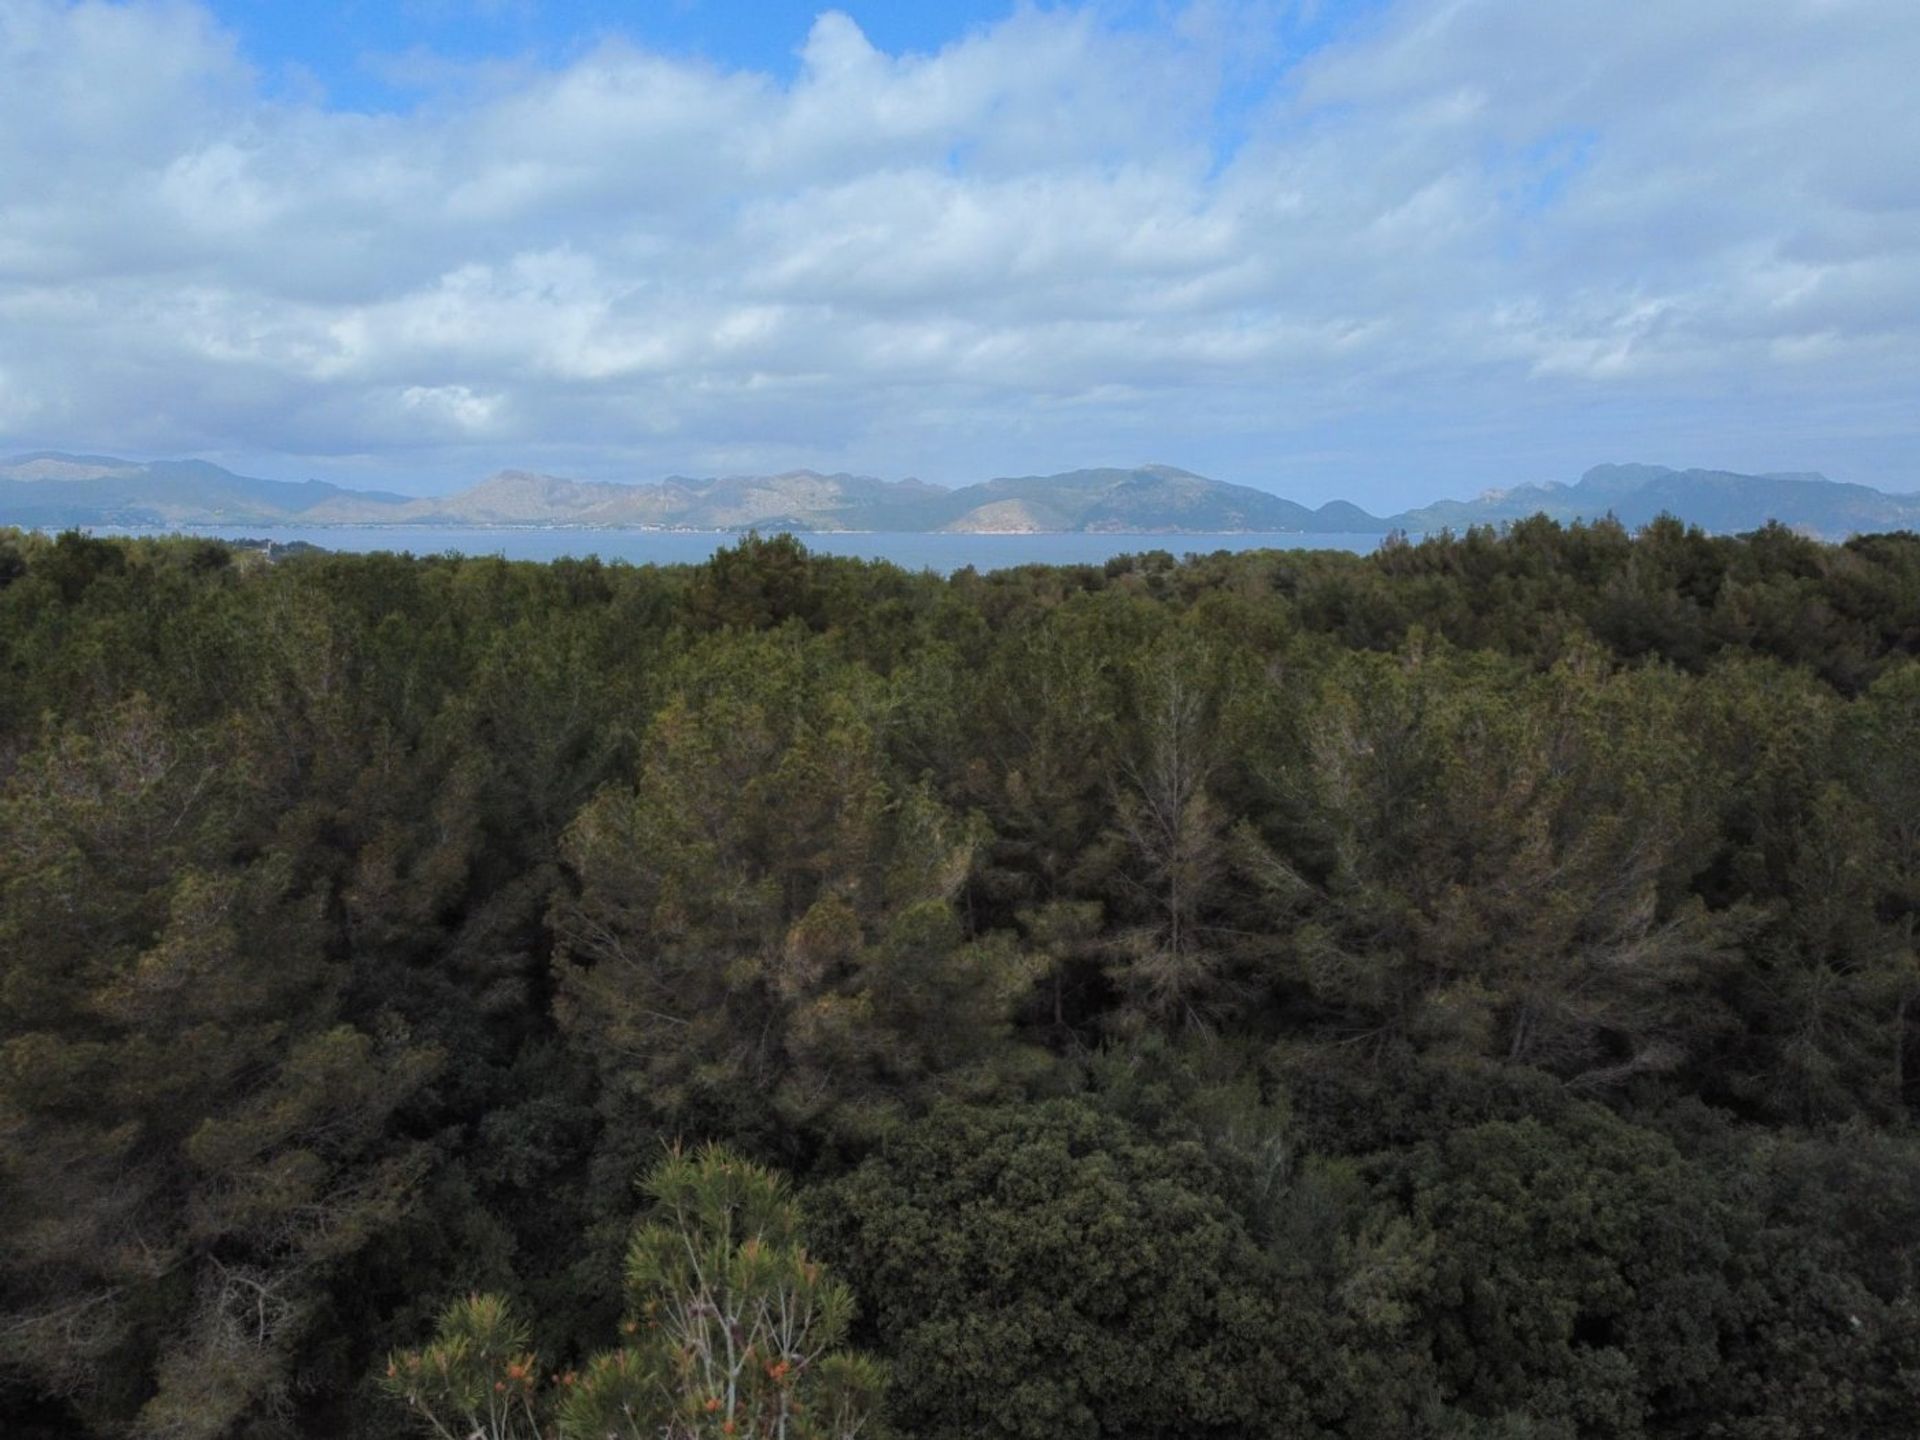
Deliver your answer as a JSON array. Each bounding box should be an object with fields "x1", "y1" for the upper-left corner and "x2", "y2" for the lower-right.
[
  {"x1": 2, "y1": 453, "x2": 1912, "y2": 538},
  {"x1": 1580, "y1": 462, "x2": 1676, "y2": 487},
  {"x1": 4, "y1": 449, "x2": 143, "y2": 467},
  {"x1": 1, "y1": 451, "x2": 148, "y2": 482},
  {"x1": 1396, "y1": 463, "x2": 1914, "y2": 537}
]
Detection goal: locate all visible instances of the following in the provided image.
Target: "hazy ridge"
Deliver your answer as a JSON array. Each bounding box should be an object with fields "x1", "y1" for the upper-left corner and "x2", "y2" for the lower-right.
[{"x1": 4, "y1": 452, "x2": 1917, "y2": 539}]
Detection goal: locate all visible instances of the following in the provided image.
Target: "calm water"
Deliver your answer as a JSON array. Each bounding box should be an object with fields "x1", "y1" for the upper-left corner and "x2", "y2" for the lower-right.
[{"x1": 83, "y1": 525, "x2": 1390, "y2": 574}]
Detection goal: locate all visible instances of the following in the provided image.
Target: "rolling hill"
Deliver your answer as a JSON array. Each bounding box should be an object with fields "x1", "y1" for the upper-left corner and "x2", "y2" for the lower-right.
[
  {"x1": 3, "y1": 453, "x2": 1915, "y2": 538},
  {"x1": 0, "y1": 453, "x2": 409, "y2": 527}
]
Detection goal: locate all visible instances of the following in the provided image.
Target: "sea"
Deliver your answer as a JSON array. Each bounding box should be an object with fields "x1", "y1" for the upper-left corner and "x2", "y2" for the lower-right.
[{"x1": 77, "y1": 526, "x2": 1392, "y2": 575}]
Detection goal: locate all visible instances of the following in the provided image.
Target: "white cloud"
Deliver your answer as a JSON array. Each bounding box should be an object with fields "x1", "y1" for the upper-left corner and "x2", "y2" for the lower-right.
[
  {"x1": 400, "y1": 383, "x2": 503, "y2": 432},
  {"x1": 0, "y1": 0, "x2": 1916, "y2": 504}
]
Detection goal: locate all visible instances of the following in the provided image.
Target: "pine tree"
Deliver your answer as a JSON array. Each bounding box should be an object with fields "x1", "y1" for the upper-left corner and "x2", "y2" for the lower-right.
[{"x1": 384, "y1": 1146, "x2": 884, "y2": 1440}]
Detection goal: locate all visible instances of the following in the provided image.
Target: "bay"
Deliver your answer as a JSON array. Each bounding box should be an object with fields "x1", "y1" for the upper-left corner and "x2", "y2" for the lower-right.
[{"x1": 80, "y1": 525, "x2": 1392, "y2": 573}]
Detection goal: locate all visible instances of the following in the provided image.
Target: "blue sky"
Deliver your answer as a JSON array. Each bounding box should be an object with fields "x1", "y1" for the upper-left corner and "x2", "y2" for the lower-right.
[
  {"x1": 212, "y1": 1, "x2": 1030, "y2": 103},
  {"x1": 1, "y1": 0, "x2": 1916, "y2": 506},
  {"x1": 206, "y1": 1, "x2": 1388, "y2": 169},
  {"x1": 207, "y1": 2, "x2": 1388, "y2": 105}
]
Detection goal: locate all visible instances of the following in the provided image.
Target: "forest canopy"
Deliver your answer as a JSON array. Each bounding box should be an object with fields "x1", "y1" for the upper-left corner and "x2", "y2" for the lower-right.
[{"x1": 2, "y1": 518, "x2": 1918, "y2": 1438}]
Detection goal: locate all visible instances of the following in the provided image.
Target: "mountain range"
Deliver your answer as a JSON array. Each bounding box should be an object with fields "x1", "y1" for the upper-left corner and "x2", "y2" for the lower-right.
[{"x1": 3, "y1": 453, "x2": 1917, "y2": 540}]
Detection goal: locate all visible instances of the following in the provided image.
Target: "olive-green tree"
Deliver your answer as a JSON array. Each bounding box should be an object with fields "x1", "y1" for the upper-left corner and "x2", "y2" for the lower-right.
[
  {"x1": 562, "y1": 1144, "x2": 883, "y2": 1440},
  {"x1": 381, "y1": 1293, "x2": 543, "y2": 1440},
  {"x1": 553, "y1": 633, "x2": 1036, "y2": 1148},
  {"x1": 810, "y1": 1099, "x2": 1323, "y2": 1440},
  {"x1": 0, "y1": 697, "x2": 437, "y2": 1437},
  {"x1": 384, "y1": 1146, "x2": 883, "y2": 1440}
]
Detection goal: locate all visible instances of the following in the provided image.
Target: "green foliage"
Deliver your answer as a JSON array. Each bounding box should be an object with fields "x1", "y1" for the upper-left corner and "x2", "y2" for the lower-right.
[
  {"x1": 4, "y1": 524, "x2": 1920, "y2": 1437},
  {"x1": 382, "y1": 1294, "x2": 543, "y2": 1440},
  {"x1": 552, "y1": 631, "x2": 1039, "y2": 1150},
  {"x1": 384, "y1": 1147, "x2": 883, "y2": 1440},
  {"x1": 563, "y1": 1143, "x2": 883, "y2": 1440},
  {"x1": 0, "y1": 694, "x2": 439, "y2": 1437},
  {"x1": 811, "y1": 1099, "x2": 1321, "y2": 1440}
]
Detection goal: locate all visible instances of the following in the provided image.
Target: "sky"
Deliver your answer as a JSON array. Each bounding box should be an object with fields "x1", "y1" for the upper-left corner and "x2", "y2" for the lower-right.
[{"x1": 1, "y1": 0, "x2": 1916, "y2": 508}]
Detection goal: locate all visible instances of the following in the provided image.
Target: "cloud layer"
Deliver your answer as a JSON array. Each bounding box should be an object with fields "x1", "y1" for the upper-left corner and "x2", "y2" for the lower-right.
[{"x1": 2, "y1": 0, "x2": 1916, "y2": 504}]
